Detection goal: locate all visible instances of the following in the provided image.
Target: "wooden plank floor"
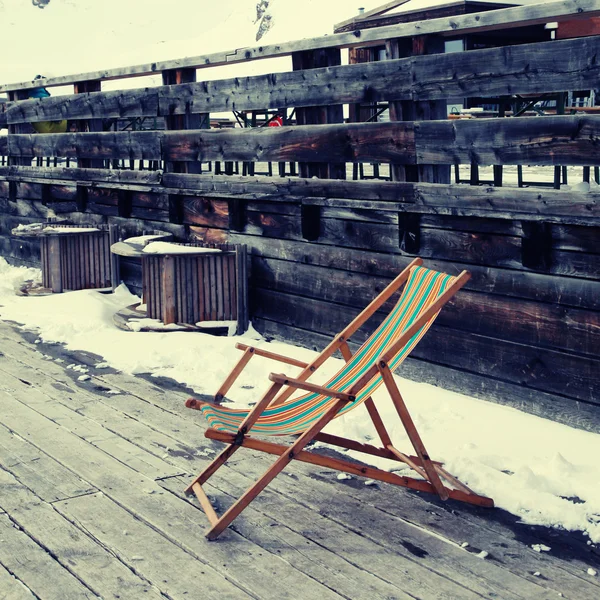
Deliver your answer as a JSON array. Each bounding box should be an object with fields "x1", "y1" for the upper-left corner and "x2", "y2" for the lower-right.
[{"x1": 0, "y1": 319, "x2": 598, "y2": 600}]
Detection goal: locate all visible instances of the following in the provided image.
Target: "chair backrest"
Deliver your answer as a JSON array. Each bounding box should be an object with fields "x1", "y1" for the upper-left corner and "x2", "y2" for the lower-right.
[
  {"x1": 254, "y1": 266, "x2": 457, "y2": 434},
  {"x1": 326, "y1": 264, "x2": 456, "y2": 414}
]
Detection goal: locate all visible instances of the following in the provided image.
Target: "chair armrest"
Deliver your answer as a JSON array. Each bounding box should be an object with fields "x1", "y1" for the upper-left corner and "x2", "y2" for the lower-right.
[
  {"x1": 236, "y1": 343, "x2": 309, "y2": 368},
  {"x1": 269, "y1": 373, "x2": 355, "y2": 403},
  {"x1": 215, "y1": 343, "x2": 308, "y2": 402}
]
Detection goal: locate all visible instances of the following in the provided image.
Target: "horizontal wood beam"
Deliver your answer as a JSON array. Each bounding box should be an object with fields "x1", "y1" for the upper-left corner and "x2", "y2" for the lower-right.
[
  {"x1": 5, "y1": 116, "x2": 600, "y2": 167},
  {"x1": 1, "y1": 167, "x2": 599, "y2": 225},
  {"x1": 4, "y1": 122, "x2": 416, "y2": 163},
  {"x1": 416, "y1": 115, "x2": 600, "y2": 166},
  {"x1": 1, "y1": 0, "x2": 598, "y2": 93},
  {"x1": 5, "y1": 36, "x2": 600, "y2": 125}
]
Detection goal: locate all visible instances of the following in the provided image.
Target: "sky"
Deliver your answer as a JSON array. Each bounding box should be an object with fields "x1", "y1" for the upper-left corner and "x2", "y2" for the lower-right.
[
  {"x1": 0, "y1": 0, "x2": 383, "y2": 87},
  {"x1": 0, "y1": 0, "x2": 524, "y2": 89}
]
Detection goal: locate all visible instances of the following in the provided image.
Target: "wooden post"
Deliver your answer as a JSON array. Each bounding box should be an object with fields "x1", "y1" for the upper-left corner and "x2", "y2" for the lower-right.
[
  {"x1": 386, "y1": 35, "x2": 450, "y2": 185},
  {"x1": 583, "y1": 166, "x2": 591, "y2": 184},
  {"x1": 74, "y1": 80, "x2": 104, "y2": 169},
  {"x1": 554, "y1": 92, "x2": 566, "y2": 190},
  {"x1": 386, "y1": 35, "x2": 447, "y2": 255},
  {"x1": 291, "y1": 48, "x2": 346, "y2": 180},
  {"x1": 109, "y1": 224, "x2": 120, "y2": 290},
  {"x1": 348, "y1": 47, "x2": 375, "y2": 127},
  {"x1": 493, "y1": 99, "x2": 508, "y2": 187},
  {"x1": 7, "y1": 90, "x2": 31, "y2": 167},
  {"x1": 291, "y1": 48, "x2": 345, "y2": 242},
  {"x1": 162, "y1": 255, "x2": 177, "y2": 324},
  {"x1": 162, "y1": 68, "x2": 208, "y2": 175}
]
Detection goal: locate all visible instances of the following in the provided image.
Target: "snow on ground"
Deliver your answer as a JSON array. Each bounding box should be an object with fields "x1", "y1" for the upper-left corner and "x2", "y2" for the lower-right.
[
  {"x1": 1, "y1": 257, "x2": 599, "y2": 544},
  {"x1": 142, "y1": 242, "x2": 222, "y2": 254}
]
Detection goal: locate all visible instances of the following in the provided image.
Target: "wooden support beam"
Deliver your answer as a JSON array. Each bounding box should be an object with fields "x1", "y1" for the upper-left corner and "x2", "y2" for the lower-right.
[
  {"x1": 74, "y1": 80, "x2": 104, "y2": 169},
  {"x1": 6, "y1": 116, "x2": 600, "y2": 168},
  {"x1": 387, "y1": 34, "x2": 450, "y2": 184},
  {"x1": 2, "y1": 167, "x2": 600, "y2": 225},
  {"x1": 7, "y1": 89, "x2": 31, "y2": 167},
  {"x1": 292, "y1": 47, "x2": 346, "y2": 180},
  {"x1": 162, "y1": 68, "x2": 206, "y2": 175}
]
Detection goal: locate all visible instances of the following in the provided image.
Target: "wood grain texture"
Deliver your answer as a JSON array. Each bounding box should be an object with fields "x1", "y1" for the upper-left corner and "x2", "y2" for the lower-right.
[
  {"x1": 417, "y1": 115, "x2": 600, "y2": 166},
  {"x1": 10, "y1": 36, "x2": 598, "y2": 124},
  {"x1": 5, "y1": 116, "x2": 600, "y2": 167},
  {"x1": 251, "y1": 255, "x2": 600, "y2": 357},
  {"x1": 4, "y1": 168, "x2": 600, "y2": 225},
  {"x1": 252, "y1": 287, "x2": 599, "y2": 404},
  {"x1": 0, "y1": 513, "x2": 97, "y2": 600},
  {"x1": 0, "y1": 468, "x2": 160, "y2": 600},
  {"x1": 0, "y1": 352, "x2": 351, "y2": 600}
]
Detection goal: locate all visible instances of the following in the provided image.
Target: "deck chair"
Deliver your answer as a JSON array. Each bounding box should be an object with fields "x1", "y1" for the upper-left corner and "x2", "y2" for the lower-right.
[{"x1": 185, "y1": 258, "x2": 494, "y2": 539}]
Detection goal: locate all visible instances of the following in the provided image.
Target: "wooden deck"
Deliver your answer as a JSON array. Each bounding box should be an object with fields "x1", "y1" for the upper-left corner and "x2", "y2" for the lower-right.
[{"x1": 0, "y1": 319, "x2": 598, "y2": 600}]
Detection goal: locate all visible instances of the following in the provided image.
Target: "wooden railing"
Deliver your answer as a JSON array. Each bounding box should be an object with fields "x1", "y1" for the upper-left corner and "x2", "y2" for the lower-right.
[{"x1": 1, "y1": 0, "x2": 599, "y2": 430}]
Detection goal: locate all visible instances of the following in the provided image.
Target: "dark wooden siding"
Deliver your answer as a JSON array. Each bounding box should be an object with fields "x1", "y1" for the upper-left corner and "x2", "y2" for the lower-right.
[{"x1": 1, "y1": 1, "x2": 599, "y2": 431}]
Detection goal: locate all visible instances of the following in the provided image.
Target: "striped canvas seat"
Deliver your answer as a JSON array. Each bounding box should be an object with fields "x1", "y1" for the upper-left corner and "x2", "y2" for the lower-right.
[{"x1": 196, "y1": 265, "x2": 456, "y2": 436}]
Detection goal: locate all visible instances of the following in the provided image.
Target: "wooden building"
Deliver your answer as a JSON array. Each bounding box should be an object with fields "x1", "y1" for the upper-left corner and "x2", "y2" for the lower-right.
[
  {"x1": 340, "y1": 1, "x2": 552, "y2": 117},
  {"x1": 0, "y1": 0, "x2": 599, "y2": 432}
]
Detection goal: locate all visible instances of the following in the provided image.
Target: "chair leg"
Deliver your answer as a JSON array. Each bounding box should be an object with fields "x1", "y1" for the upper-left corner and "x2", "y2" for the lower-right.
[
  {"x1": 364, "y1": 397, "x2": 393, "y2": 448},
  {"x1": 377, "y1": 361, "x2": 449, "y2": 501},
  {"x1": 339, "y1": 341, "x2": 394, "y2": 450},
  {"x1": 205, "y1": 398, "x2": 348, "y2": 540},
  {"x1": 186, "y1": 381, "x2": 284, "y2": 496}
]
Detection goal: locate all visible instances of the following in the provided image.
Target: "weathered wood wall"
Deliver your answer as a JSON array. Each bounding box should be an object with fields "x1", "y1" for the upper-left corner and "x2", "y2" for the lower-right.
[{"x1": 1, "y1": 0, "x2": 599, "y2": 431}]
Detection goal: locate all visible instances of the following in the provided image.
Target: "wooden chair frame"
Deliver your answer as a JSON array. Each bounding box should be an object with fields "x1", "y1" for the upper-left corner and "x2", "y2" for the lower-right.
[{"x1": 185, "y1": 258, "x2": 494, "y2": 540}]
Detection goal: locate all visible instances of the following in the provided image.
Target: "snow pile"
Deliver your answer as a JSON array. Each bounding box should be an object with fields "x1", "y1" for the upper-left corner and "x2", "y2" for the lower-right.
[
  {"x1": 142, "y1": 242, "x2": 221, "y2": 254},
  {"x1": 0, "y1": 259, "x2": 41, "y2": 297},
  {"x1": 123, "y1": 234, "x2": 169, "y2": 245},
  {"x1": 13, "y1": 223, "x2": 45, "y2": 233},
  {"x1": 43, "y1": 226, "x2": 100, "y2": 233},
  {"x1": 0, "y1": 256, "x2": 599, "y2": 544}
]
